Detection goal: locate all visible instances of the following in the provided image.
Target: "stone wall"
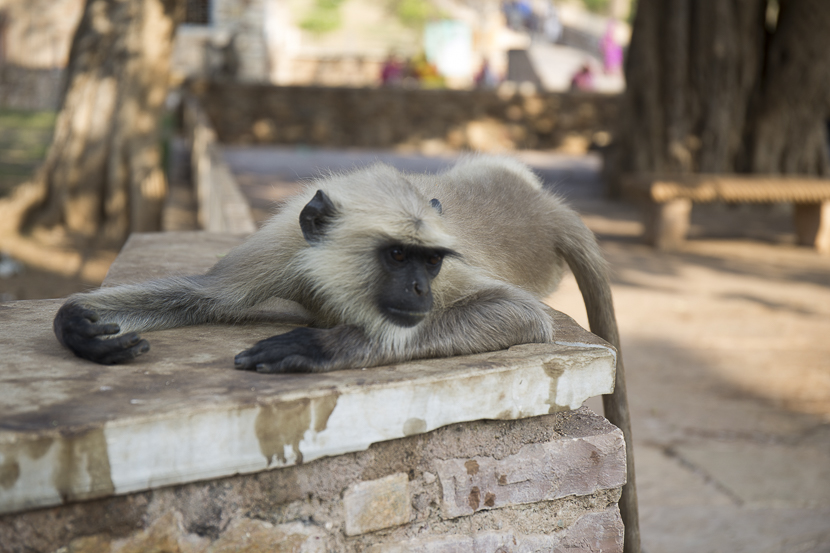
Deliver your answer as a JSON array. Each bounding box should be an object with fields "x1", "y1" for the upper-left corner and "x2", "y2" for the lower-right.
[
  {"x1": 1, "y1": 409, "x2": 625, "y2": 553},
  {"x1": 191, "y1": 81, "x2": 620, "y2": 153}
]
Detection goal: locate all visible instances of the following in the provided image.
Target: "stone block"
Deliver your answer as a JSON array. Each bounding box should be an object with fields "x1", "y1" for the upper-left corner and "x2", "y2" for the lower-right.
[
  {"x1": 195, "y1": 82, "x2": 620, "y2": 152},
  {"x1": 0, "y1": 410, "x2": 625, "y2": 553},
  {"x1": 366, "y1": 505, "x2": 623, "y2": 553},
  {"x1": 344, "y1": 472, "x2": 411, "y2": 536},
  {"x1": 208, "y1": 519, "x2": 327, "y2": 553},
  {"x1": 58, "y1": 515, "x2": 327, "y2": 553},
  {"x1": 434, "y1": 427, "x2": 625, "y2": 519}
]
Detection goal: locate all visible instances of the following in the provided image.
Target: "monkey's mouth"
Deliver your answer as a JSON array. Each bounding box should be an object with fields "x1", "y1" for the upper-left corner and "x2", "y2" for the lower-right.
[{"x1": 384, "y1": 307, "x2": 428, "y2": 328}]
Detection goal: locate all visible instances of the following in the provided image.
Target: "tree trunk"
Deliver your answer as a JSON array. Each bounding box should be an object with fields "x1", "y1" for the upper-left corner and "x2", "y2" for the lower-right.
[
  {"x1": 606, "y1": 0, "x2": 830, "y2": 195},
  {"x1": 746, "y1": 0, "x2": 830, "y2": 175},
  {"x1": 1, "y1": 0, "x2": 182, "y2": 250}
]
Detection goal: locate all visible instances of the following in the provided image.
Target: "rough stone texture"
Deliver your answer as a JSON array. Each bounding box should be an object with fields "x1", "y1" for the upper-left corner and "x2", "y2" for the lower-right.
[
  {"x1": 365, "y1": 505, "x2": 623, "y2": 553},
  {"x1": 49, "y1": 514, "x2": 327, "y2": 553},
  {"x1": 190, "y1": 81, "x2": 619, "y2": 153},
  {"x1": 0, "y1": 409, "x2": 624, "y2": 553},
  {"x1": 343, "y1": 473, "x2": 411, "y2": 536},
  {"x1": 435, "y1": 426, "x2": 625, "y2": 518}
]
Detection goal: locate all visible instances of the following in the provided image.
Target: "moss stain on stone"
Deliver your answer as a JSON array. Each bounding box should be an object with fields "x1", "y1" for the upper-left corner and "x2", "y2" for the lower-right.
[
  {"x1": 0, "y1": 457, "x2": 20, "y2": 489},
  {"x1": 403, "y1": 417, "x2": 426, "y2": 436},
  {"x1": 468, "y1": 486, "x2": 480, "y2": 511},
  {"x1": 542, "y1": 360, "x2": 565, "y2": 413},
  {"x1": 0, "y1": 436, "x2": 55, "y2": 492},
  {"x1": 51, "y1": 428, "x2": 115, "y2": 503},
  {"x1": 255, "y1": 394, "x2": 339, "y2": 467}
]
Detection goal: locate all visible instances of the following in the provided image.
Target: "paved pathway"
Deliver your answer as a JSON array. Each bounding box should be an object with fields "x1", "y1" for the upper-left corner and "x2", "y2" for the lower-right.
[{"x1": 223, "y1": 146, "x2": 830, "y2": 553}]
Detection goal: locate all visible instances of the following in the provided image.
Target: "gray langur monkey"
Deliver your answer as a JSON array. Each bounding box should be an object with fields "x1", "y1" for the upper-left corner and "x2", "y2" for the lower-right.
[{"x1": 53, "y1": 155, "x2": 639, "y2": 552}]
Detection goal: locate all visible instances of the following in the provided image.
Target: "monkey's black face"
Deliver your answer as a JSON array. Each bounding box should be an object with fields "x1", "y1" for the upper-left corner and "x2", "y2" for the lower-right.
[{"x1": 375, "y1": 244, "x2": 448, "y2": 327}]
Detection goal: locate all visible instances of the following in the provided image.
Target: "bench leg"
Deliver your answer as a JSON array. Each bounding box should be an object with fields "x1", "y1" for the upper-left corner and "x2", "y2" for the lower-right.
[
  {"x1": 644, "y1": 198, "x2": 692, "y2": 251},
  {"x1": 794, "y1": 201, "x2": 830, "y2": 254}
]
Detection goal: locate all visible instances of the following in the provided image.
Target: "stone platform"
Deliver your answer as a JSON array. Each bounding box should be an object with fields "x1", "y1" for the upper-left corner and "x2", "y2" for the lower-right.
[{"x1": 0, "y1": 232, "x2": 625, "y2": 552}]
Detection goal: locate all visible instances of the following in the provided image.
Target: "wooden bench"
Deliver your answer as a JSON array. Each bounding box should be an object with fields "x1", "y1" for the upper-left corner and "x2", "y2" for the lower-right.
[{"x1": 622, "y1": 174, "x2": 830, "y2": 253}]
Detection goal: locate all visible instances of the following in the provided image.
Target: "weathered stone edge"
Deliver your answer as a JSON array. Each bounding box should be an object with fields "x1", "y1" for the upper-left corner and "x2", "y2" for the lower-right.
[{"x1": 0, "y1": 345, "x2": 614, "y2": 516}]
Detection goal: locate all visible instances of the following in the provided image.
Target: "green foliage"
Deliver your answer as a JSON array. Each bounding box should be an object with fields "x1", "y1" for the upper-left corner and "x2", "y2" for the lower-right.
[
  {"x1": 0, "y1": 109, "x2": 55, "y2": 196},
  {"x1": 627, "y1": 0, "x2": 638, "y2": 23},
  {"x1": 391, "y1": 0, "x2": 442, "y2": 29},
  {"x1": 581, "y1": 0, "x2": 612, "y2": 15},
  {"x1": 299, "y1": 0, "x2": 347, "y2": 34}
]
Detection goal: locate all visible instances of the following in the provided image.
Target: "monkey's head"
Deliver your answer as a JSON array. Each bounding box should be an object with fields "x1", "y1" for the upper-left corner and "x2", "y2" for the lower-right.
[{"x1": 296, "y1": 165, "x2": 458, "y2": 331}]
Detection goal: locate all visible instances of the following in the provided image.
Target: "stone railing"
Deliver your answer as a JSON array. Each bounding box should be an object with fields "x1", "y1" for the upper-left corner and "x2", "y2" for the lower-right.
[
  {"x1": 189, "y1": 80, "x2": 619, "y2": 153},
  {"x1": 1, "y1": 231, "x2": 625, "y2": 552},
  {"x1": 182, "y1": 93, "x2": 257, "y2": 235}
]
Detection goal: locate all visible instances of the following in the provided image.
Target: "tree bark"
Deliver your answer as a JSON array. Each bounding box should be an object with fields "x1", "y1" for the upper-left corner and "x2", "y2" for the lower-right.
[
  {"x1": 746, "y1": 0, "x2": 830, "y2": 175},
  {"x1": 0, "y1": 0, "x2": 182, "y2": 250},
  {"x1": 606, "y1": 0, "x2": 830, "y2": 195}
]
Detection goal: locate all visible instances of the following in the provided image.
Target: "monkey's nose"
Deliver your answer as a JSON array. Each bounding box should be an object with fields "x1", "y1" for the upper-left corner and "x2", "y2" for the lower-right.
[{"x1": 412, "y1": 280, "x2": 427, "y2": 296}]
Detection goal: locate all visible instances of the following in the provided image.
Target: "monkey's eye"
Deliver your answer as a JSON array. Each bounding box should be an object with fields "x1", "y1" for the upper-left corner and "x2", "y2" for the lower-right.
[
  {"x1": 390, "y1": 247, "x2": 406, "y2": 262},
  {"x1": 427, "y1": 253, "x2": 443, "y2": 266}
]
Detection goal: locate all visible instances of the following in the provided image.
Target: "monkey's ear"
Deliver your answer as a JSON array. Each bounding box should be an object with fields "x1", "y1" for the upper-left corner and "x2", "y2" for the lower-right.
[
  {"x1": 300, "y1": 190, "x2": 337, "y2": 244},
  {"x1": 430, "y1": 198, "x2": 443, "y2": 215}
]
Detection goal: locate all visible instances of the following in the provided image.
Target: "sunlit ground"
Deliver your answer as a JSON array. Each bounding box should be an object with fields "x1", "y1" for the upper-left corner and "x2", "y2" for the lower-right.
[{"x1": 547, "y1": 199, "x2": 830, "y2": 422}]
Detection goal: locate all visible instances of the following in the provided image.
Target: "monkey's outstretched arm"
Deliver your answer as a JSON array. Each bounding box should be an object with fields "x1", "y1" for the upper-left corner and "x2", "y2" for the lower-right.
[
  {"x1": 54, "y1": 276, "x2": 228, "y2": 364},
  {"x1": 53, "y1": 227, "x2": 305, "y2": 364},
  {"x1": 234, "y1": 286, "x2": 553, "y2": 373},
  {"x1": 54, "y1": 266, "x2": 291, "y2": 364}
]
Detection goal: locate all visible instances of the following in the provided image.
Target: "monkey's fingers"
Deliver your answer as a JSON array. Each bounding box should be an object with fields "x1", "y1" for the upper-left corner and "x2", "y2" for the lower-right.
[
  {"x1": 254, "y1": 363, "x2": 283, "y2": 374},
  {"x1": 254, "y1": 355, "x2": 317, "y2": 374},
  {"x1": 234, "y1": 353, "x2": 257, "y2": 371},
  {"x1": 94, "y1": 334, "x2": 151, "y2": 365},
  {"x1": 76, "y1": 306, "x2": 100, "y2": 322},
  {"x1": 62, "y1": 331, "x2": 149, "y2": 365},
  {"x1": 234, "y1": 345, "x2": 295, "y2": 371},
  {"x1": 55, "y1": 303, "x2": 121, "y2": 339},
  {"x1": 78, "y1": 321, "x2": 121, "y2": 338},
  {"x1": 234, "y1": 329, "x2": 324, "y2": 372}
]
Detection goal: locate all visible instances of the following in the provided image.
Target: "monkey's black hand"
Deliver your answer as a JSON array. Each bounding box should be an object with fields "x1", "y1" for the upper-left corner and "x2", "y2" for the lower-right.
[
  {"x1": 54, "y1": 302, "x2": 149, "y2": 364},
  {"x1": 234, "y1": 327, "x2": 337, "y2": 374}
]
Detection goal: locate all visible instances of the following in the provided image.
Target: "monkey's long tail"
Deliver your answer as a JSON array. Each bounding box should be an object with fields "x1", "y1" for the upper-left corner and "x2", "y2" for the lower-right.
[{"x1": 559, "y1": 223, "x2": 641, "y2": 553}]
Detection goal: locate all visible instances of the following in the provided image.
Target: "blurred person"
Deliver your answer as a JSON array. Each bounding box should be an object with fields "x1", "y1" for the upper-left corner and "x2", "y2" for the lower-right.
[
  {"x1": 380, "y1": 52, "x2": 404, "y2": 87},
  {"x1": 408, "y1": 53, "x2": 444, "y2": 89},
  {"x1": 601, "y1": 21, "x2": 623, "y2": 74},
  {"x1": 543, "y1": 2, "x2": 562, "y2": 43},
  {"x1": 502, "y1": 1, "x2": 523, "y2": 31},
  {"x1": 570, "y1": 63, "x2": 594, "y2": 91},
  {"x1": 474, "y1": 59, "x2": 500, "y2": 89}
]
